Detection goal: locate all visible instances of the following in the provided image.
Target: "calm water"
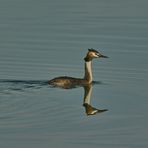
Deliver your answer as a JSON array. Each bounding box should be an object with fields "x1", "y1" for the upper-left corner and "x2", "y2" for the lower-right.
[{"x1": 0, "y1": 0, "x2": 148, "y2": 148}]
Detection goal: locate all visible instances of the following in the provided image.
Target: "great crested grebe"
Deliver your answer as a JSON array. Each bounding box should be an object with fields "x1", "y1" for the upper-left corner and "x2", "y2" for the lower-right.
[{"x1": 48, "y1": 48, "x2": 108, "y2": 88}]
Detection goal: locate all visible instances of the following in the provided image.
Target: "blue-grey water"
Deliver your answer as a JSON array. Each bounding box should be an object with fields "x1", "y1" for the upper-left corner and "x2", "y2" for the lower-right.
[{"x1": 0, "y1": 0, "x2": 148, "y2": 148}]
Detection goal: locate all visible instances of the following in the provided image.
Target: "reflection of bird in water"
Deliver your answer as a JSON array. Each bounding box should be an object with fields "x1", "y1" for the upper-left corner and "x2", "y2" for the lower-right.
[
  {"x1": 83, "y1": 84, "x2": 108, "y2": 116},
  {"x1": 48, "y1": 48, "x2": 108, "y2": 89}
]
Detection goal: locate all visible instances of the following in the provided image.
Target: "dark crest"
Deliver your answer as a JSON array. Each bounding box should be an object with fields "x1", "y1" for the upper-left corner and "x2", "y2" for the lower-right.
[{"x1": 88, "y1": 48, "x2": 99, "y2": 53}]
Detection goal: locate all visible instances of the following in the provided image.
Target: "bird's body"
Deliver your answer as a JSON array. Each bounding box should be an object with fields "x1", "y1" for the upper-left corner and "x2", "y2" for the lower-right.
[{"x1": 48, "y1": 48, "x2": 108, "y2": 88}]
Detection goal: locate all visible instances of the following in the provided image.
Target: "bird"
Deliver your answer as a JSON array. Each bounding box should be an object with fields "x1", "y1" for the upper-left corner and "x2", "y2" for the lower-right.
[{"x1": 48, "y1": 48, "x2": 108, "y2": 88}]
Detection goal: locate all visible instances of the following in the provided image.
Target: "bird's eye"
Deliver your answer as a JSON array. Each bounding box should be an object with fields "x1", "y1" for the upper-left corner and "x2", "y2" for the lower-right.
[{"x1": 95, "y1": 53, "x2": 99, "y2": 56}]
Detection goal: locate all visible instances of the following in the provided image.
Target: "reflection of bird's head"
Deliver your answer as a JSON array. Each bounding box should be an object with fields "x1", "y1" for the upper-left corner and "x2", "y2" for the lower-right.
[{"x1": 83, "y1": 103, "x2": 108, "y2": 116}]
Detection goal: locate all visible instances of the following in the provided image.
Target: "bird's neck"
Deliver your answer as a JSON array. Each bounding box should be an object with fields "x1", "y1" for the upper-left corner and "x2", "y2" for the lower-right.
[{"x1": 84, "y1": 61, "x2": 93, "y2": 83}]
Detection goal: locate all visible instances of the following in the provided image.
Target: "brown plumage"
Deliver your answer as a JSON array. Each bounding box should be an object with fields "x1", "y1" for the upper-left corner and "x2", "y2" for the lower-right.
[{"x1": 48, "y1": 48, "x2": 108, "y2": 88}]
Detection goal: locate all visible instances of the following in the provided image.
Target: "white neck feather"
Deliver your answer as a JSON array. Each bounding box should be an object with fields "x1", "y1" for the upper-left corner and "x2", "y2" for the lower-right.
[{"x1": 84, "y1": 61, "x2": 93, "y2": 83}]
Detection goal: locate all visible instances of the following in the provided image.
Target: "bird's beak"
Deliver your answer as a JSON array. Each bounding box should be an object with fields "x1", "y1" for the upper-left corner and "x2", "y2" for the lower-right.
[{"x1": 99, "y1": 54, "x2": 108, "y2": 58}]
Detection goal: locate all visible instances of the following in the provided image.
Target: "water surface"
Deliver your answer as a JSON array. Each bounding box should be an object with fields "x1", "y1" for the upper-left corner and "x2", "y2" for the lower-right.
[{"x1": 0, "y1": 0, "x2": 148, "y2": 148}]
